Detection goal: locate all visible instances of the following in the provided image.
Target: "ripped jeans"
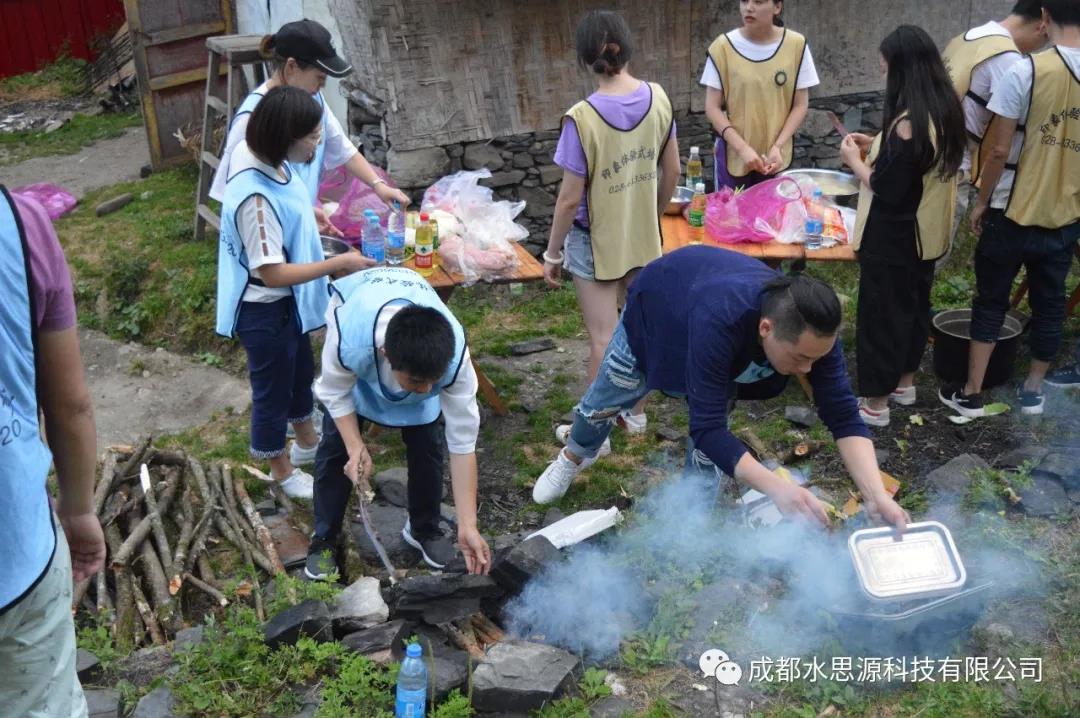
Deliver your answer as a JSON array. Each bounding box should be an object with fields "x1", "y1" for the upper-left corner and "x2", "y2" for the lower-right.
[{"x1": 566, "y1": 322, "x2": 731, "y2": 494}]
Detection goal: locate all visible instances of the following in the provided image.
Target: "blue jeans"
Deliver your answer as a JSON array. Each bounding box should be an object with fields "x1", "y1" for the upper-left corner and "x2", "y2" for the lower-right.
[{"x1": 565, "y1": 322, "x2": 733, "y2": 495}]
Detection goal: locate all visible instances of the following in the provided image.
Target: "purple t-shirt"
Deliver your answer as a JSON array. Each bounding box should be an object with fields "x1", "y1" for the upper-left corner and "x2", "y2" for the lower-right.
[
  {"x1": 553, "y1": 82, "x2": 677, "y2": 228},
  {"x1": 11, "y1": 193, "x2": 77, "y2": 332}
]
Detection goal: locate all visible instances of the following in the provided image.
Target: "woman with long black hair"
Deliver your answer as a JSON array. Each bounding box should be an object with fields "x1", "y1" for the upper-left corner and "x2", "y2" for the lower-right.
[{"x1": 842, "y1": 25, "x2": 966, "y2": 428}]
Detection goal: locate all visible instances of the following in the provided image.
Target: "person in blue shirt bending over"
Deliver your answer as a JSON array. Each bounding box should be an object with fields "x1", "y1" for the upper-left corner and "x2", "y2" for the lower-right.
[{"x1": 533, "y1": 246, "x2": 908, "y2": 532}]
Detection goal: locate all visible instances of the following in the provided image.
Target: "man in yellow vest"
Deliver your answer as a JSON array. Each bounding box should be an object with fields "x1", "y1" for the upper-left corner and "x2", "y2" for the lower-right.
[
  {"x1": 942, "y1": 0, "x2": 1048, "y2": 241},
  {"x1": 940, "y1": 0, "x2": 1080, "y2": 418}
]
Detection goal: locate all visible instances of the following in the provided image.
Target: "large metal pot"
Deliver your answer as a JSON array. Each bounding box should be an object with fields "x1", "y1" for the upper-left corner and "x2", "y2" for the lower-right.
[{"x1": 931, "y1": 308, "x2": 1027, "y2": 389}]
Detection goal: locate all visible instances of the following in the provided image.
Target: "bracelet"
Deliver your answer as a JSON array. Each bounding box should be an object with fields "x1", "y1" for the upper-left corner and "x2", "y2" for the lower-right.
[
  {"x1": 543, "y1": 250, "x2": 564, "y2": 265},
  {"x1": 370, "y1": 178, "x2": 387, "y2": 189},
  {"x1": 721, "y1": 126, "x2": 735, "y2": 142}
]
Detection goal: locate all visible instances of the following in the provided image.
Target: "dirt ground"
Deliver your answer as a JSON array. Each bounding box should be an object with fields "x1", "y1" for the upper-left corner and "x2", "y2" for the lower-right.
[{"x1": 1, "y1": 125, "x2": 148, "y2": 197}]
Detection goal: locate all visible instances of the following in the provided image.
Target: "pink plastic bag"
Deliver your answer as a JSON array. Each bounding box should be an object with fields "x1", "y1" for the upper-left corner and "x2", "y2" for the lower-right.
[
  {"x1": 705, "y1": 177, "x2": 802, "y2": 244},
  {"x1": 11, "y1": 183, "x2": 77, "y2": 220},
  {"x1": 318, "y1": 166, "x2": 395, "y2": 241}
]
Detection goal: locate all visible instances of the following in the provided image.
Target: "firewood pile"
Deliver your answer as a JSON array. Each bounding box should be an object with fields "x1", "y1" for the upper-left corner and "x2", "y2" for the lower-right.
[{"x1": 73, "y1": 438, "x2": 305, "y2": 648}]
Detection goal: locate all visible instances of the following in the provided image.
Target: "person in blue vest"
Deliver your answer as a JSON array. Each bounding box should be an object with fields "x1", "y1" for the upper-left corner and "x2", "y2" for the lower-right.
[
  {"x1": 217, "y1": 85, "x2": 372, "y2": 499},
  {"x1": 0, "y1": 187, "x2": 103, "y2": 716},
  {"x1": 306, "y1": 267, "x2": 492, "y2": 576},
  {"x1": 531, "y1": 247, "x2": 909, "y2": 534},
  {"x1": 209, "y1": 19, "x2": 410, "y2": 235}
]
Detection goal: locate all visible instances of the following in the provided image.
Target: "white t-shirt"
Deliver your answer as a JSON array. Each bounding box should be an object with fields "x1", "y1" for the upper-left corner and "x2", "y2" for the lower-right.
[
  {"x1": 699, "y1": 29, "x2": 820, "y2": 91},
  {"x1": 314, "y1": 299, "x2": 481, "y2": 455},
  {"x1": 986, "y1": 45, "x2": 1080, "y2": 208},
  {"x1": 209, "y1": 82, "x2": 358, "y2": 202},
  {"x1": 230, "y1": 143, "x2": 292, "y2": 303},
  {"x1": 959, "y1": 22, "x2": 1023, "y2": 178}
]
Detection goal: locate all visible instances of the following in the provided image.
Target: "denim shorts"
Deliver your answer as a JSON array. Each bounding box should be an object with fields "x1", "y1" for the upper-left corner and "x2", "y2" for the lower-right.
[{"x1": 563, "y1": 224, "x2": 596, "y2": 280}]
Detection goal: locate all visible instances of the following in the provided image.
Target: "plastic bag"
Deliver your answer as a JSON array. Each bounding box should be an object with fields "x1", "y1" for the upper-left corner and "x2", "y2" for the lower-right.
[
  {"x1": 420, "y1": 169, "x2": 529, "y2": 285},
  {"x1": 705, "y1": 177, "x2": 802, "y2": 244},
  {"x1": 319, "y1": 165, "x2": 395, "y2": 241},
  {"x1": 11, "y1": 183, "x2": 77, "y2": 220},
  {"x1": 763, "y1": 200, "x2": 809, "y2": 244}
]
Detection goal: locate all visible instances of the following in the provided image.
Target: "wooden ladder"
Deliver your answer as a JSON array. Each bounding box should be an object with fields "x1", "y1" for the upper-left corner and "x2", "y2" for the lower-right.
[{"x1": 193, "y1": 34, "x2": 268, "y2": 241}]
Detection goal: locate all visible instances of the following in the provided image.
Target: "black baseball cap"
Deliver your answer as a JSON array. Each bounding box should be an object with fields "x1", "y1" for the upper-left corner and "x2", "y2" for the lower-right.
[{"x1": 271, "y1": 19, "x2": 352, "y2": 77}]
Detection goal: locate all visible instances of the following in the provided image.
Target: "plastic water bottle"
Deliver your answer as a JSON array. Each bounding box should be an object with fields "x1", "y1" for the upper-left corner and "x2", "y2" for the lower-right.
[
  {"x1": 387, "y1": 202, "x2": 406, "y2": 265},
  {"x1": 687, "y1": 146, "x2": 703, "y2": 190},
  {"x1": 804, "y1": 218, "x2": 823, "y2": 250},
  {"x1": 688, "y1": 181, "x2": 706, "y2": 245},
  {"x1": 395, "y1": 643, "x2": 427, "y2": 718},
  {"x1": 362, "y1": 214, "x2": 385, "y2": 264}
]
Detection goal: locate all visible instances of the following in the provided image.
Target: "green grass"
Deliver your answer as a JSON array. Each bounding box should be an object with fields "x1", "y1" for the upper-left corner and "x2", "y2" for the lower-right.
[
  {"x1": 0, "y1": 110, "x2": 142, "y2": 166},
  {"x1": 449, "y1": 283, "x2": 585, "y2": 356},
  {"x1": 0, "y1": 56, "x2": 88, "y2": 100}
]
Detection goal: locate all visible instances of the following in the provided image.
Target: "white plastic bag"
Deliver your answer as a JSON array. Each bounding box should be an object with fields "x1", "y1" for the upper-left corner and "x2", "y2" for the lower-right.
[
  {"x1": 759, "y1": 199, "x2": 809, "y2": 244},
  {"x1": 421, "y1": 169, "x2": 529, "y2": 285}
]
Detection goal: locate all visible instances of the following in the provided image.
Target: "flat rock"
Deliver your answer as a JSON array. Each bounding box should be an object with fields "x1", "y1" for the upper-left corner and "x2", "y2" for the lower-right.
[
  {"x1": 784, "y1": 405, "x2": 818, "y2": 428},
  {"x1": 996, "y1": 446, "x2": 1049, "y2": 469},
  {"x1": 472, "y1": 640, "x2": 581, "y2": 713},
  {"x1": 542, "y1": 508, "x2": 566, "y2": 527},
  {"x1": 350, "y1": 501, "x2": 420, "y2": 568},
  {"x1": 85, "y1": 688, "x2": 121, "y2": 718},
  {"x1": 1020, "y1": 476, "x2": 1072, "y2": 518},
  {"x1": 173, "y1": 625, "x2": 204, "y2": 653},
  {"x1": 560, "y1": 410, "x2": 578, "y2": 425},
  {"x1": 591, "y1": 696, "x2": 636, "y2": 718},
  {"x1": 387, "y1": 147, "x2": 451, "y2": 188},
  {"x1": 655, "y1": 427, "x2": 683, "y2": 443},
  {"x1": 509, "y1": 338, "x2": 556, "y2": 356},
  {"x1": 482, "y1": 169, "x2": 526, "y2": 188},
  {"x1": 413, "y1": 597, "x2": 482, "y2": 624},
  {"x1": 875, "y1": 448, "x2": 890, "y2": 467},
  {"x1": 341, "y1": 619, "x2": 411, "y2": 656},
  {"x1": 490, "y1": 536, "x2": 561, "y2": 594},
  {"x1": 519, "y1": 187, "x2": 555, "y2": 218},
  {"x1": 332, "y1": 576, "x2": 389, "y2": 636},
  {"x1": 464, "y1": 142, "x2": 505, "y2": 171},
  {"x1": 131, "y1": 686, "x2": 178, "y2": 718},
  {"x1": 925, "y1": 454, "x2": 990, "y2": 495},
  {"x1": 263, "y1": 599, "x2": 333, "y2": 649},
  {"x1": 397, "y1": 573, "x2": 503, "y2": 603},
  {"x1": 539, "y1": 164, "x2": 564, "y2": 185},
  {"x1": 373, "y1": 467, "x2": 409, "y2": 508},
  {"x1": 76, "y1": 648, "x2": 102, "y2": 683},
  {"x1": 431, "y1": 648, "x2": 469, "y2": 699},
  {"x1": 1035, "y1": 451, "x2": 1080, "y2": 480}
]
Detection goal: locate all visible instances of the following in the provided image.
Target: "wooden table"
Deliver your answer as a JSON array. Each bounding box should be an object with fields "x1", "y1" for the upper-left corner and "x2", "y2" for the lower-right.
[
  {"x1": 404, "y1": 242, "x2": 545, "y2": 416},
  {"x1": 661, "y1": 215, "x2": 856, "y2": 264}
]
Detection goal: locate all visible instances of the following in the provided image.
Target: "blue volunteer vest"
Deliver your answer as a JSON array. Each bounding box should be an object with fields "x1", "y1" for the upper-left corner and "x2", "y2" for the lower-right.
[
  {"x1": 234, "y1": 89, "x2": 328, "y2": 204},
  {"x1": 331, "y1": 267, "x2": 467, "y2": 426},
  {"x1": 0, "y1": 186, "x2": 56, "y2": 612},
  {"x1": 215, "y1": 146, "x2": 329, "y2": 337}
]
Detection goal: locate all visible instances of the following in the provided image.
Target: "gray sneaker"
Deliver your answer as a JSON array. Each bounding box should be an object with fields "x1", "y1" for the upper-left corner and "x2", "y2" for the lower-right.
[
  {"x1": 401, "y1": 519, "x2": 457, "y2": 569},
  {"x1": 304, "y1": 534, "x2": 338, "y2": 581}
]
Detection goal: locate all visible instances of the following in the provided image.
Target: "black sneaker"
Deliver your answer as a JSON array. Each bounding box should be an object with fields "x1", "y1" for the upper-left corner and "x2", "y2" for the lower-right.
[
  {"x1": 304, "y1": 534, "x2": 338, "y2": 581},
  {"x1": 938, "y1": 383, "x2": 986, "y2": 418},
  {"x1": 1044, "y1": 363, "x2": 1080, "y2": 388},
  {"x1": 1017, "y1": 386, "x2": 1045, "y2": 416},
  {"x1": 401, "y1": 519, "x2": 457, "y2": 569}
]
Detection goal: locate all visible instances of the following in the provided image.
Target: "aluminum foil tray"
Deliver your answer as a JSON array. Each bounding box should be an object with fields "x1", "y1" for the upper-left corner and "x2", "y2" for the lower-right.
[{"x1": 848, "y1": 521, "x2": 967, "y2": 601}]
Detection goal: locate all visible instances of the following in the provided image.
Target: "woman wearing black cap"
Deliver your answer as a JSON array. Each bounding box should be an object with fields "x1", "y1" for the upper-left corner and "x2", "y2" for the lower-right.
[{"x1": 210, "y1": 18, "x2": 409, "y2": 235}]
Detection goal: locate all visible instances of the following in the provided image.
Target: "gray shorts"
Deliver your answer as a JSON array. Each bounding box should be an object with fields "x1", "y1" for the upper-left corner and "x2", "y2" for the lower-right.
[
  {"x1": 563, "y1": 225, "x2": 596, "y2": 280},
  {"x1": 0, "y1": 527, "x2": 88, "y2": 718}
]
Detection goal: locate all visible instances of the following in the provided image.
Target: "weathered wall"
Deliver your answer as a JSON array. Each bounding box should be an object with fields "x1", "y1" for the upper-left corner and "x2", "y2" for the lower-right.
[{"x1": 330, "y1": 0, "x2": 1014, "y2": 150}]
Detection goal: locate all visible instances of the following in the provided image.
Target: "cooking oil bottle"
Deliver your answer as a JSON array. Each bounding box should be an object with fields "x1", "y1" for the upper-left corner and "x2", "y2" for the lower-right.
[
  {"x1": 414, "y1": 212, "x2": 435, "y2": 277},
  {"x1": 688, "y1": 182, "x2": 706, "y2": 245},
  {"x1": 687, "y1": 146, "x2": 703, "y2": 189}
]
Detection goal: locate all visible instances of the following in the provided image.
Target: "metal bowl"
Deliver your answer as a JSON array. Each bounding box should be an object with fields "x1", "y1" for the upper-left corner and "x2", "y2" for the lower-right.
[
  {"x1": 665, "y1": 185, "x2": 695, "y2": 215},
  {"x1": 321, "y1": 235, "x2": 352, "y2": 258},
  {"x1": 779, "y1": 168, "x2": 859, "y2": 197}
]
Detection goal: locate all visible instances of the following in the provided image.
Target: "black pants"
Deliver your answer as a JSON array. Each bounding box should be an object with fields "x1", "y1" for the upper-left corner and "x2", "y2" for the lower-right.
[
  {"x1": 970, "y1": 210, "x2": 1078, "y2": 362},
  {"x1": 312, "y1": 408, "x2": 445, "y2": 543},
  {"x1": 856, "y1": 256, "x2": 935, "y2": 397}
]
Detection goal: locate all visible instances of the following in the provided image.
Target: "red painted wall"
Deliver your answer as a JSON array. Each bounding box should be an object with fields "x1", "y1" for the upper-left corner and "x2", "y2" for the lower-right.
[{"x1": 0, "y1": 0, "x2": 126, "y2": 79}]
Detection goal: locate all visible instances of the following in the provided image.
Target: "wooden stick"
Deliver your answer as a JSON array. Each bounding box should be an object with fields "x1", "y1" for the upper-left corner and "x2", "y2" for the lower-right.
[
  {"x1": 202, "y1": 464, "x2": 275, "y2": 573},
  {"x1": 196, "y1": 554, "x2": 216, "y2": 584},
  {"x1": 187, "y1": 456, "x2": 213, "y2": 506},
  {"x1": 444, "y1": 621, "x2": 486, "y2": 661},
  {"x1": 179, "y1": 501, "x2": 215, "y2": 584},
  {"x1": 116, "y1": 436, "x2": 153, "y2": 483},
  {"x1": 140, "y1": 464, "x2": 173, "y2": 576},
  {"x1": 131, "y1": 577, "x2": 165, "y2": 645},
  {"x1": 221, "y1": 465, "x2": 258, "y2": 546},
  {"x1": 782, "y1": 440, "x2": 827, "y2": 465},
  {"x1": 103, "y1": 520, "x2": 135, "y2": 647},
  {"x1": 184, "y1": 572, "x2": 229, "y2": 607},
  {"x1": 92, "y1": 449, "x2": 120, "y2": 516},
  {"x1": 243, "y1": 464, "x2": 311, "y2": 536},
  {"x1": 169, "y1": 489, "x2": 195, "y2": 595},
  {"x1": 111, "y1": 473, "x2": 181, "y2": 568},
  {"x1": 232, "y1": 472, "x2": 286, "y2": 575},
  {"x1": 470, "y1": 613, "x2": 505, "y2": 643},
  {"x1": 95, "y1": 569, "x2": 112, "y2": 616},
  {"x1": 739, "y1": 429, "x2": 775, "y2": 462},
  {"x1": 125, "y1": 507, "x2": 174, "y2": 632},
  {"x1": 148, "y1": 448, "x2": 188, "y2": 467}
]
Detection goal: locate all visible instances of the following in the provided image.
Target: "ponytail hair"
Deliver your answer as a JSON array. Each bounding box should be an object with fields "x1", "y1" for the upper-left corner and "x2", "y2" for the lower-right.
[
  {"x1": 575, "y1": 10, "x2": 634, "y2": 77},
  {"x1": 774, "y1": 1, "x2": 785, "y2": 27},
  {"x1": 258, "y1": 32, "x2": 312, "y2": 75}
]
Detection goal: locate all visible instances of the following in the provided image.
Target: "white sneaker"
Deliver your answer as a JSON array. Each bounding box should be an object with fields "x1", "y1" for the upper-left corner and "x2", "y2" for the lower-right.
[
  {"x1": 889, "y1": 386, "x2": 916, "y2": 406},
  {"x1": 618, "y1": 410, "x2": 648, "y2": 434},
  {"x1": 555, "y1": 424, "x2": 611, "y2": 457},
  {"x1": 533, "y1": 448, "x2": 593, "y2": 504},
  {"x1": 857, "y1": 398, "x2": 890, "y2": 428},
  {"x1": 289, "y1": 438, "x2": 320, "y2": 466},
  {"x1": 279, "y1": 468, "x2": 315, "y2": 500}
]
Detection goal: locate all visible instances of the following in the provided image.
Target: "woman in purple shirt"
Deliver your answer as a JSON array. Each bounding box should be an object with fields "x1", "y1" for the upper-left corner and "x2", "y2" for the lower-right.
[{"x1": 543, "y1": 10, "x2": 680, "y2": 446}]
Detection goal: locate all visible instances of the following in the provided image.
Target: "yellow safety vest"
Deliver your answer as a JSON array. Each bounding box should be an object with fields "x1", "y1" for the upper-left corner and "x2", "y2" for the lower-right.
[
  {"x1": 565, "y1": 82, "x2": 674, "y2": 281},
  {"x1": 1005, "y1": 48, "x2": 1080, "y2": 229},
  {"x1": 853, "y1": 117, "x2": 957, "y2": 261},
  {"x1": 943, "y1": 31, "x2": 1019, "y2": 182},
  {"x1": 708, "y1": 29, "x2": 805, "y2": 178}
]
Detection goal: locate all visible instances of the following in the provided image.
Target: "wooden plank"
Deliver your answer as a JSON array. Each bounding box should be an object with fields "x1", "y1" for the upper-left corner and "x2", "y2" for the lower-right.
[
  {"x1": 201, "y1": 151, "x2": 220, "y2": 170},
  {"x1": 436, "y1": 242, "x2": 544, "y2": 287},
  {"x1": 205, "y1": 95, "x2": 227, "y2": 115},
  {"x1": 660, "y1": 215, "x2": 856, "y2": 263},
  {"x1": 197, "y1": 204, "x2": 221, "y2": 230},
  {"x1": 147, "y1": 64, "x2": 226, "y2": 92},
  {"x1": 146, "y1": 21, "x2": 226, "y2": 47}
]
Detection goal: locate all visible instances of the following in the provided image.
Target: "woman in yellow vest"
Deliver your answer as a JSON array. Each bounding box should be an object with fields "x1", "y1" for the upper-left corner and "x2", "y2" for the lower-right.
[
  {"x1": 702, "y1": 0, "x2": 819, "y2": 189},
  {"x1": 841, "y1": 26, "x2": 965, "y2": 428},
  {"x1": 543, "y1": 9, "x2": 680, "y2": 444}
]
